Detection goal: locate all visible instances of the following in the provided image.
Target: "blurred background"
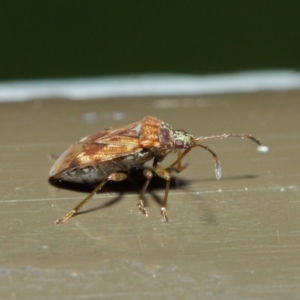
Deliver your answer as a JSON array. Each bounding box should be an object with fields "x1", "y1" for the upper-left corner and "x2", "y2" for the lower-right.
[
  {"x1": 1, "y1": 2, "x2": 300, "y2": 299},
  {"x1": 1, "y1": 0, "x2": 299, "y2": 81}
]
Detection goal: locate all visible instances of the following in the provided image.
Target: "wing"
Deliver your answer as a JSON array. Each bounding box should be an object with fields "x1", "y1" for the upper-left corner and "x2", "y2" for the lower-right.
[
  {"x1": 77, "y1": 119, "x2": 143, "y2": 162},
  {"x1": 75, "y1": 137, "x2": 142, "y2": 166},
  {"x1": 49, "y1": 120, "x2": 143, "y2": 177}
]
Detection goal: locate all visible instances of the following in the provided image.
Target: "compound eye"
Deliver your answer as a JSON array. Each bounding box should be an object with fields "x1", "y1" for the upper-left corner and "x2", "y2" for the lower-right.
[{"x1": 175, "y1": 139, "x2": 184, "y2": 149}]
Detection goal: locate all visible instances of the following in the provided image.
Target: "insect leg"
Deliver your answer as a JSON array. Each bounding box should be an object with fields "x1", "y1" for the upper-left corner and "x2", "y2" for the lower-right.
[
  {"x1": 138, "y1": 169, "x2": 153, "y2": 217},
  {"x1": 153, "y1": 159, "x2": 171, "y2": 222},
  {"x1": 55, "y1": 172, "x2": 127, "y2": 224},
  {"x1": 167, "y1": 147, "x2": 194, "y2": 173}
]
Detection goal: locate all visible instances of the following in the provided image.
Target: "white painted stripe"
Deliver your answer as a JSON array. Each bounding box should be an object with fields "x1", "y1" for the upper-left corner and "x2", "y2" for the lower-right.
[{"x1": 1, "y1": 70, "x2": 300, "y2": 102}]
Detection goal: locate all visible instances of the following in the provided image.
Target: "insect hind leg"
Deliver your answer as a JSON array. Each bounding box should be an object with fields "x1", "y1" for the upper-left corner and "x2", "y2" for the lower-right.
[{"x1": 55, "y1": 172, "x2": 127, "y2": 224}]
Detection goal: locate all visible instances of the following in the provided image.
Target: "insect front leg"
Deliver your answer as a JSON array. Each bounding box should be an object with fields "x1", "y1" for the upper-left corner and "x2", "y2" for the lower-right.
[
  {"x1": 166, "y1": 150, "x2": 191, "y2": 173},
  {"x1": 153, "y1": 159, "x2": 171, "y2": 222},
  {"x1": 138, "y1": 169, "x2": 153, "y2": 217},
  {"x1": 55, "y1": 172, "x2": 128, "y2": 224}
]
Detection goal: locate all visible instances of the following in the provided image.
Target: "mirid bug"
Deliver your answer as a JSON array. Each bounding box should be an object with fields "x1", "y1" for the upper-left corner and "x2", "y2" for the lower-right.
[{"x1": 50, "y1": 116, "x2": 261, "y2": 224}]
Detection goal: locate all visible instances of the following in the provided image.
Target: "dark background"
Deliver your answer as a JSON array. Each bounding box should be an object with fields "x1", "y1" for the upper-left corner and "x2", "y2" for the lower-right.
[{"x1": 1, "y1": 1, "x2": 299, "y2": 81}]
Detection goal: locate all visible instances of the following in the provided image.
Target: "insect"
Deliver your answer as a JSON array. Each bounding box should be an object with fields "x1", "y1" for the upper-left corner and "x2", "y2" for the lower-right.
[{"x1": 50, "y1": 116, "x2": 261, "y2": 224}]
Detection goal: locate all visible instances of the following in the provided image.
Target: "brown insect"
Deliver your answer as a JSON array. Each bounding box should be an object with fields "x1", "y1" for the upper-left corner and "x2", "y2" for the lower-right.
[{"x1": 50, "y1": 116, "x2": 261, "y2": 224}]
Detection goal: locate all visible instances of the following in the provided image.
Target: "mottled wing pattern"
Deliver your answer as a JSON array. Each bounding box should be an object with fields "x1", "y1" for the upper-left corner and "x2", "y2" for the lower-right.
[
  {"x1": 71, "y1": 120, "x2": 143, "y2": 167},
  {"x1": 50, "y1": 117, "x2": 163, "y2": 177}
]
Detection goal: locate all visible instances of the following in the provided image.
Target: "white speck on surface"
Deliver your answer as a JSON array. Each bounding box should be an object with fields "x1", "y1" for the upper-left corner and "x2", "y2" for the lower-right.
[
  {"x1": 257, "y1": 145, "x2": 269, "y2": 152},
  {"x1": 152, "y1": 99, "x2": 180, "y2": 109},
  {"x1": 82, "y1": 112, "x2": 97, "y2": 124},
  {"x1": 280, "y1": 188, "x2": 285, "y2": 192},
  {"x1": 112, "y1": 112, "x2": 125, "y2": 120}
]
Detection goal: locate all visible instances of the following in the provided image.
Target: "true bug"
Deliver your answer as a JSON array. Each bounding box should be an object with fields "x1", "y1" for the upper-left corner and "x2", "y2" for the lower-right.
[{"x1": 50, "y1": 116, "x2": 261, "y2": 224}]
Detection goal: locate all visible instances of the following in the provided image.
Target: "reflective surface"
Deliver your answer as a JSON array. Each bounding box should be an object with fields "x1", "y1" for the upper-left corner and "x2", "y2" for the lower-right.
[{"x1": 0, "y1": 93, "x2": 299, "y2": 299}]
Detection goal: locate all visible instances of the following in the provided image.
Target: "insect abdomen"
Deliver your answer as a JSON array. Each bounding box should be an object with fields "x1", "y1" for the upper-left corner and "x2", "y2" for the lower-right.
[{"x1": 58, "y1": 151, "x2": 153, "y2": 184}]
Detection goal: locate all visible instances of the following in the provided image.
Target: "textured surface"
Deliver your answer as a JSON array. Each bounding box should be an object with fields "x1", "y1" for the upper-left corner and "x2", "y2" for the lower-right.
[{"x1": 0, "y1": 93, "x2": 299, "y2": 299}]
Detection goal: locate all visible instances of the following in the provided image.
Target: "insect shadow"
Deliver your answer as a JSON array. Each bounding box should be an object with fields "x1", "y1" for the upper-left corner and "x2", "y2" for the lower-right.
[
  {"x1": 198, "y1": 173, "x2": 258, "y2": 182},
  {"x1": 48, "y1": 168, "x2": 189, "y2": 217},
  {"x1": 49, "y1": 169, "x2": 258, "y2": 219}
]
